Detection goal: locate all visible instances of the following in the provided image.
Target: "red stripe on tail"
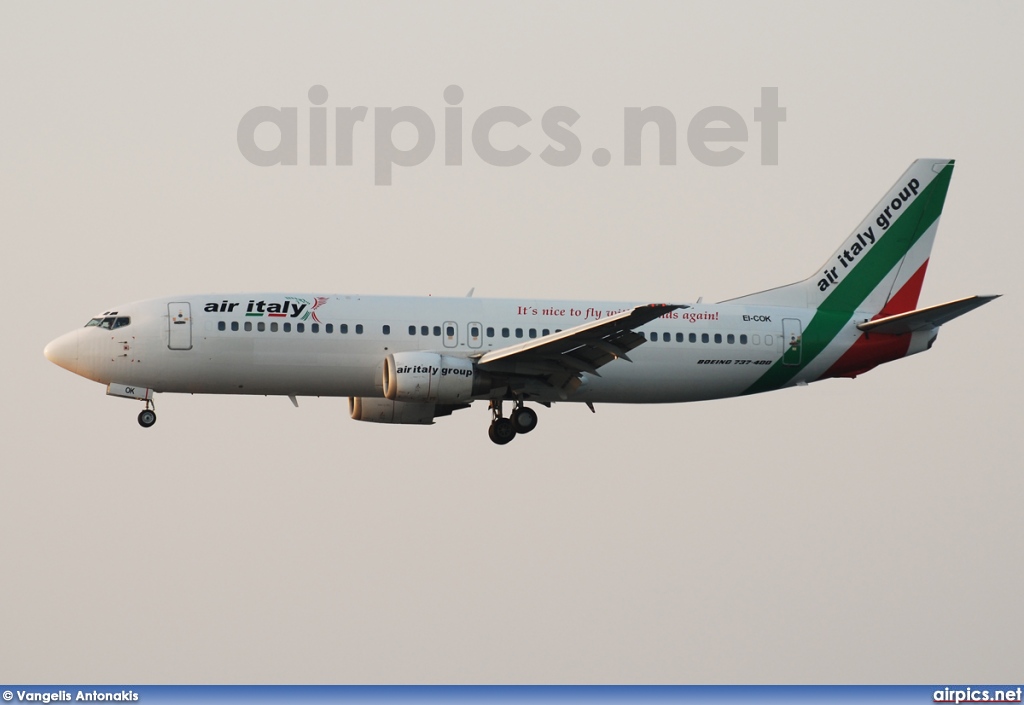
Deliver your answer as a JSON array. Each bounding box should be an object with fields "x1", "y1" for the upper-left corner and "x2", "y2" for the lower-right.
[
  {"x1": 819, "y1": 332, "x2": 912, "y2": 379},
  {"x1": 877, "y1": 259, "x2": 929, "y2": 318},
  {"x1": 819, "y1": 259, "x2": 929, "y2": 380}
]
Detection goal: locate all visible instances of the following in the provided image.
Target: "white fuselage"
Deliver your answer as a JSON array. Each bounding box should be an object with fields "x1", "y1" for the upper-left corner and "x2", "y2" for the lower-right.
[{"x1": 44, "y1": 293, "x2": 828, "y2": 404}]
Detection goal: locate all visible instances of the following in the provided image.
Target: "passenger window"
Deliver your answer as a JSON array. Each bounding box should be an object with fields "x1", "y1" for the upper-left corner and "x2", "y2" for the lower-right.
[
  {"x1": 244, "y1": 321, "x2": 252, "y2": 332},
  {"x1": 502, "y1": 327, "x2": 510, "y2": 338},
  {"x1": 752, "y1": 334, "x2": 759, "y2": 345},
  {"x1": 486, "y1": 327, "x2": 495, "y2": 337},
  {"x1": 340, "y1": 324, "x2": 348, "y2": 333},
  {"x1": 218, "y1": 321, "x2": 226, "y2": 331},
  {"x1": 740, "y1": 334, "x2": 747, "y2": 344},
  {"x1": 284, "y1": 322, "x2": 291, "y2": 332},
  {"x1": 257, "y1": 322, "x2": 265, "y2": 332},
  {"x1": 421, "y1": 326, "x2": 429, "y2": 336},
  {"x1": 701, "y1": 333, "x2": 709, "y2": 343},
  {"x1": 296, "y1": 323, "x2": 304, "y2": 333},
  {"x1": 446, "y1": 325, "x2": 454, "y2": 337},
  {"x1": 765, "y1": 335, "x2": 773, "y2": 346},
  {"x1": 542, "y1": 329, "x2": 550, "y2": 336},
  {"x1": 663, "y1": 332, "x2": 670, "y2": 342},
  {"x1": 356, "y1": 324, "x2": 363, "y2": 334},
  {"x1": 470, "y1": 326, "x2": 479, "y2": 337},
  {"x1": 326, "y1": 324, "x2": 334, "y2": 334},
  {"x1": 270, "y1": 322, "x2": 278, "y2": 332},
  {"x1": 383, "y1": 325, "x2": 390, "y2": 335},
  {"x1": 515, "y1": 328, "x2": 523, "y2": 339},
  {"x1": 714, "y1": 333, "x2": 722, "y2": 343},
  {"x1": 676, "y1": 333, "x2": 684, "y2": 342},
  {"x1": 727, "y1": 334, "x2": 734, "y2": 344},
  {"x1": 409, "y1": 325, "x2": 416, "y2": 335},
  {"x1": 529, "y1": 328, "x2": 536, "y2": 338},
  {"x1": 231, "y1": 321, "x2": 239, "y2": 332}
]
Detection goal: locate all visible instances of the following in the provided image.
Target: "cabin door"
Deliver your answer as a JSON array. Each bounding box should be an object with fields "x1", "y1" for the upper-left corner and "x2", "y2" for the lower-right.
[
  {"x1": 168, "y1": 302, "x2": 193, "y2": 350},
  {"x1": 782, "y1": 318, "x2": 802, "y2": 366}
]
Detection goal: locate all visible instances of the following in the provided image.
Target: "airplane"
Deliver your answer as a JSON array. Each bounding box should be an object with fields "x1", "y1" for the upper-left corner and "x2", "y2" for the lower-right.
[{"x1": 44, "y1": 158, "x2": 998, "y2": 445}]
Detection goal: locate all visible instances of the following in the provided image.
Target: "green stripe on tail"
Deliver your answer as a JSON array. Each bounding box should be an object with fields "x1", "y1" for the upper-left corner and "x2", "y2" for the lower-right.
[{"x1": 743, "y1": 162, "x2": 954, "y2": 395}]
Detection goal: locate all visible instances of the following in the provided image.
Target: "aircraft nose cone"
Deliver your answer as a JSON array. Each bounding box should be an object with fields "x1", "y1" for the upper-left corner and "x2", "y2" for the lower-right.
[{"x1": 44, "y1": 331, "x2": 79, "y2": 374}]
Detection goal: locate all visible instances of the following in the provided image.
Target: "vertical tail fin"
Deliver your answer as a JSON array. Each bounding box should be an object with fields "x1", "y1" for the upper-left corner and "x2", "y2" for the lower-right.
[{"x1": 726, "y1": 159, "x2": 955, "y2": 316}]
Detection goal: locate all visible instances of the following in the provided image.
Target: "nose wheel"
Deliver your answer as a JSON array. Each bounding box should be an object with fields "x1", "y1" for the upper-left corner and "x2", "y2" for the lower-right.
[
  {"x1": 137, "y1": 399, "x2": 157, "y2": 428},
  {"x1": 138, "y1": 409, "x2": 157, "y2": 428}
]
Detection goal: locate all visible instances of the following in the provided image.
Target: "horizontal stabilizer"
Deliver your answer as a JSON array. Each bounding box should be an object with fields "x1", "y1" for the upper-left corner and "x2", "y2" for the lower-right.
[{"x1": 857, "y1": 295, "x2": 1000, "y2": 335}]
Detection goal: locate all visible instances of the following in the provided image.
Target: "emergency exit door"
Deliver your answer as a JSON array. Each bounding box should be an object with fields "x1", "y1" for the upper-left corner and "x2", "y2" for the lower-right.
[{"x1": 442, "y1": 321, "x2": 458, "y2": 348}]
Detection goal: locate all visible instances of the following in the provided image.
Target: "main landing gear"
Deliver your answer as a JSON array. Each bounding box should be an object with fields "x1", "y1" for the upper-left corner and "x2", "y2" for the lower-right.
[
  {"x1": 488, "y1": 399, "x2": 538, "y2": 445},
  {"x1": 137, "y1": 399, "x2": 157, "y2": 428}
]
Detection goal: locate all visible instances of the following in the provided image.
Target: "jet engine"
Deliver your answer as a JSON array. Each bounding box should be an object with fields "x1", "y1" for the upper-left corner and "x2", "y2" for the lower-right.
[
  {"x1": 349, "y1": 396, "x2": 437, "y2": 424},
  {"x1": 382, "y1": 352, "x2": 492, "y2": 403}
]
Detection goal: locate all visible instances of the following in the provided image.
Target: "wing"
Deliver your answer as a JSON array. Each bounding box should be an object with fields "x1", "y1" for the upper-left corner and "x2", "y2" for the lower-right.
[{"x1": 474, "y1": 304, "x2": 686, "y2": 398}]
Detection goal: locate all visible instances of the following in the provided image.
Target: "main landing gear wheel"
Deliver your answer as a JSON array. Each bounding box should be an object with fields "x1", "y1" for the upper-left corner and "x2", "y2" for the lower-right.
[
  {"x1": 510, "y1": 406, "x2": 538, "y2": 434},
  {"x1": 138, "y1": 409, "x2": 157, "y2": 428},
  {"x1": 488, "y1": 417, "x2": 516, "y2": 445}
]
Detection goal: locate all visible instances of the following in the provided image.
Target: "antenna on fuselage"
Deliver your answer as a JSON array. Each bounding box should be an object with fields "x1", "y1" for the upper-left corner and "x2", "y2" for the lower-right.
[{"x1": 466, "y1": 287, "x2": 475, "y2": 297}]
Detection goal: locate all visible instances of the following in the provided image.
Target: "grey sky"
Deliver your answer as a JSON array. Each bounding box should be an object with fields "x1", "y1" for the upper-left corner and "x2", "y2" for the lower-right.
[{"x1": 1, "y1": 0, "x2": 1021, "y2": 683}]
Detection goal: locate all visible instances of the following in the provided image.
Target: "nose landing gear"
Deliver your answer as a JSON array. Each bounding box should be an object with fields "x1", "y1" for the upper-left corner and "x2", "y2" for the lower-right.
[
  {"x1": 137, "y1": 399, "x2": 157, "y2": 428},
  {"x1": 106, "y1": 384, "x2": 158, "y2": 428},
  {"x1": 487, "y1": 399, "x2": 538, "y2": 445}
]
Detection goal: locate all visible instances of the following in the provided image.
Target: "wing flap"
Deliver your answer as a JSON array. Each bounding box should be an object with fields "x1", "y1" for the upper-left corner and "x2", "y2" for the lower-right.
[
  {"x1": 476, "y1": 304, "x2": 685, "y2": 392},
  {"x1": 477, "y1": 304, "x2": 683, "y2": 367}
]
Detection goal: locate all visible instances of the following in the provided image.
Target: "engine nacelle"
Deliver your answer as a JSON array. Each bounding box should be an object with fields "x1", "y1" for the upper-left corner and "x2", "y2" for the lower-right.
[
  {"x1": 383, "y1": 352, "x2": 490, "y2": 404},
  {"x1": 349, "y1": 396, "x2": 436, "y2": 424}
]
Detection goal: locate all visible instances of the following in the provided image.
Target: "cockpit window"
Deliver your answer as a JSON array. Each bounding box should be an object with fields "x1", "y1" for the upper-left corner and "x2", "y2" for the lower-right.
[{"x1": 85, "y1": 316, "x2": 130, "y2": 329}]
